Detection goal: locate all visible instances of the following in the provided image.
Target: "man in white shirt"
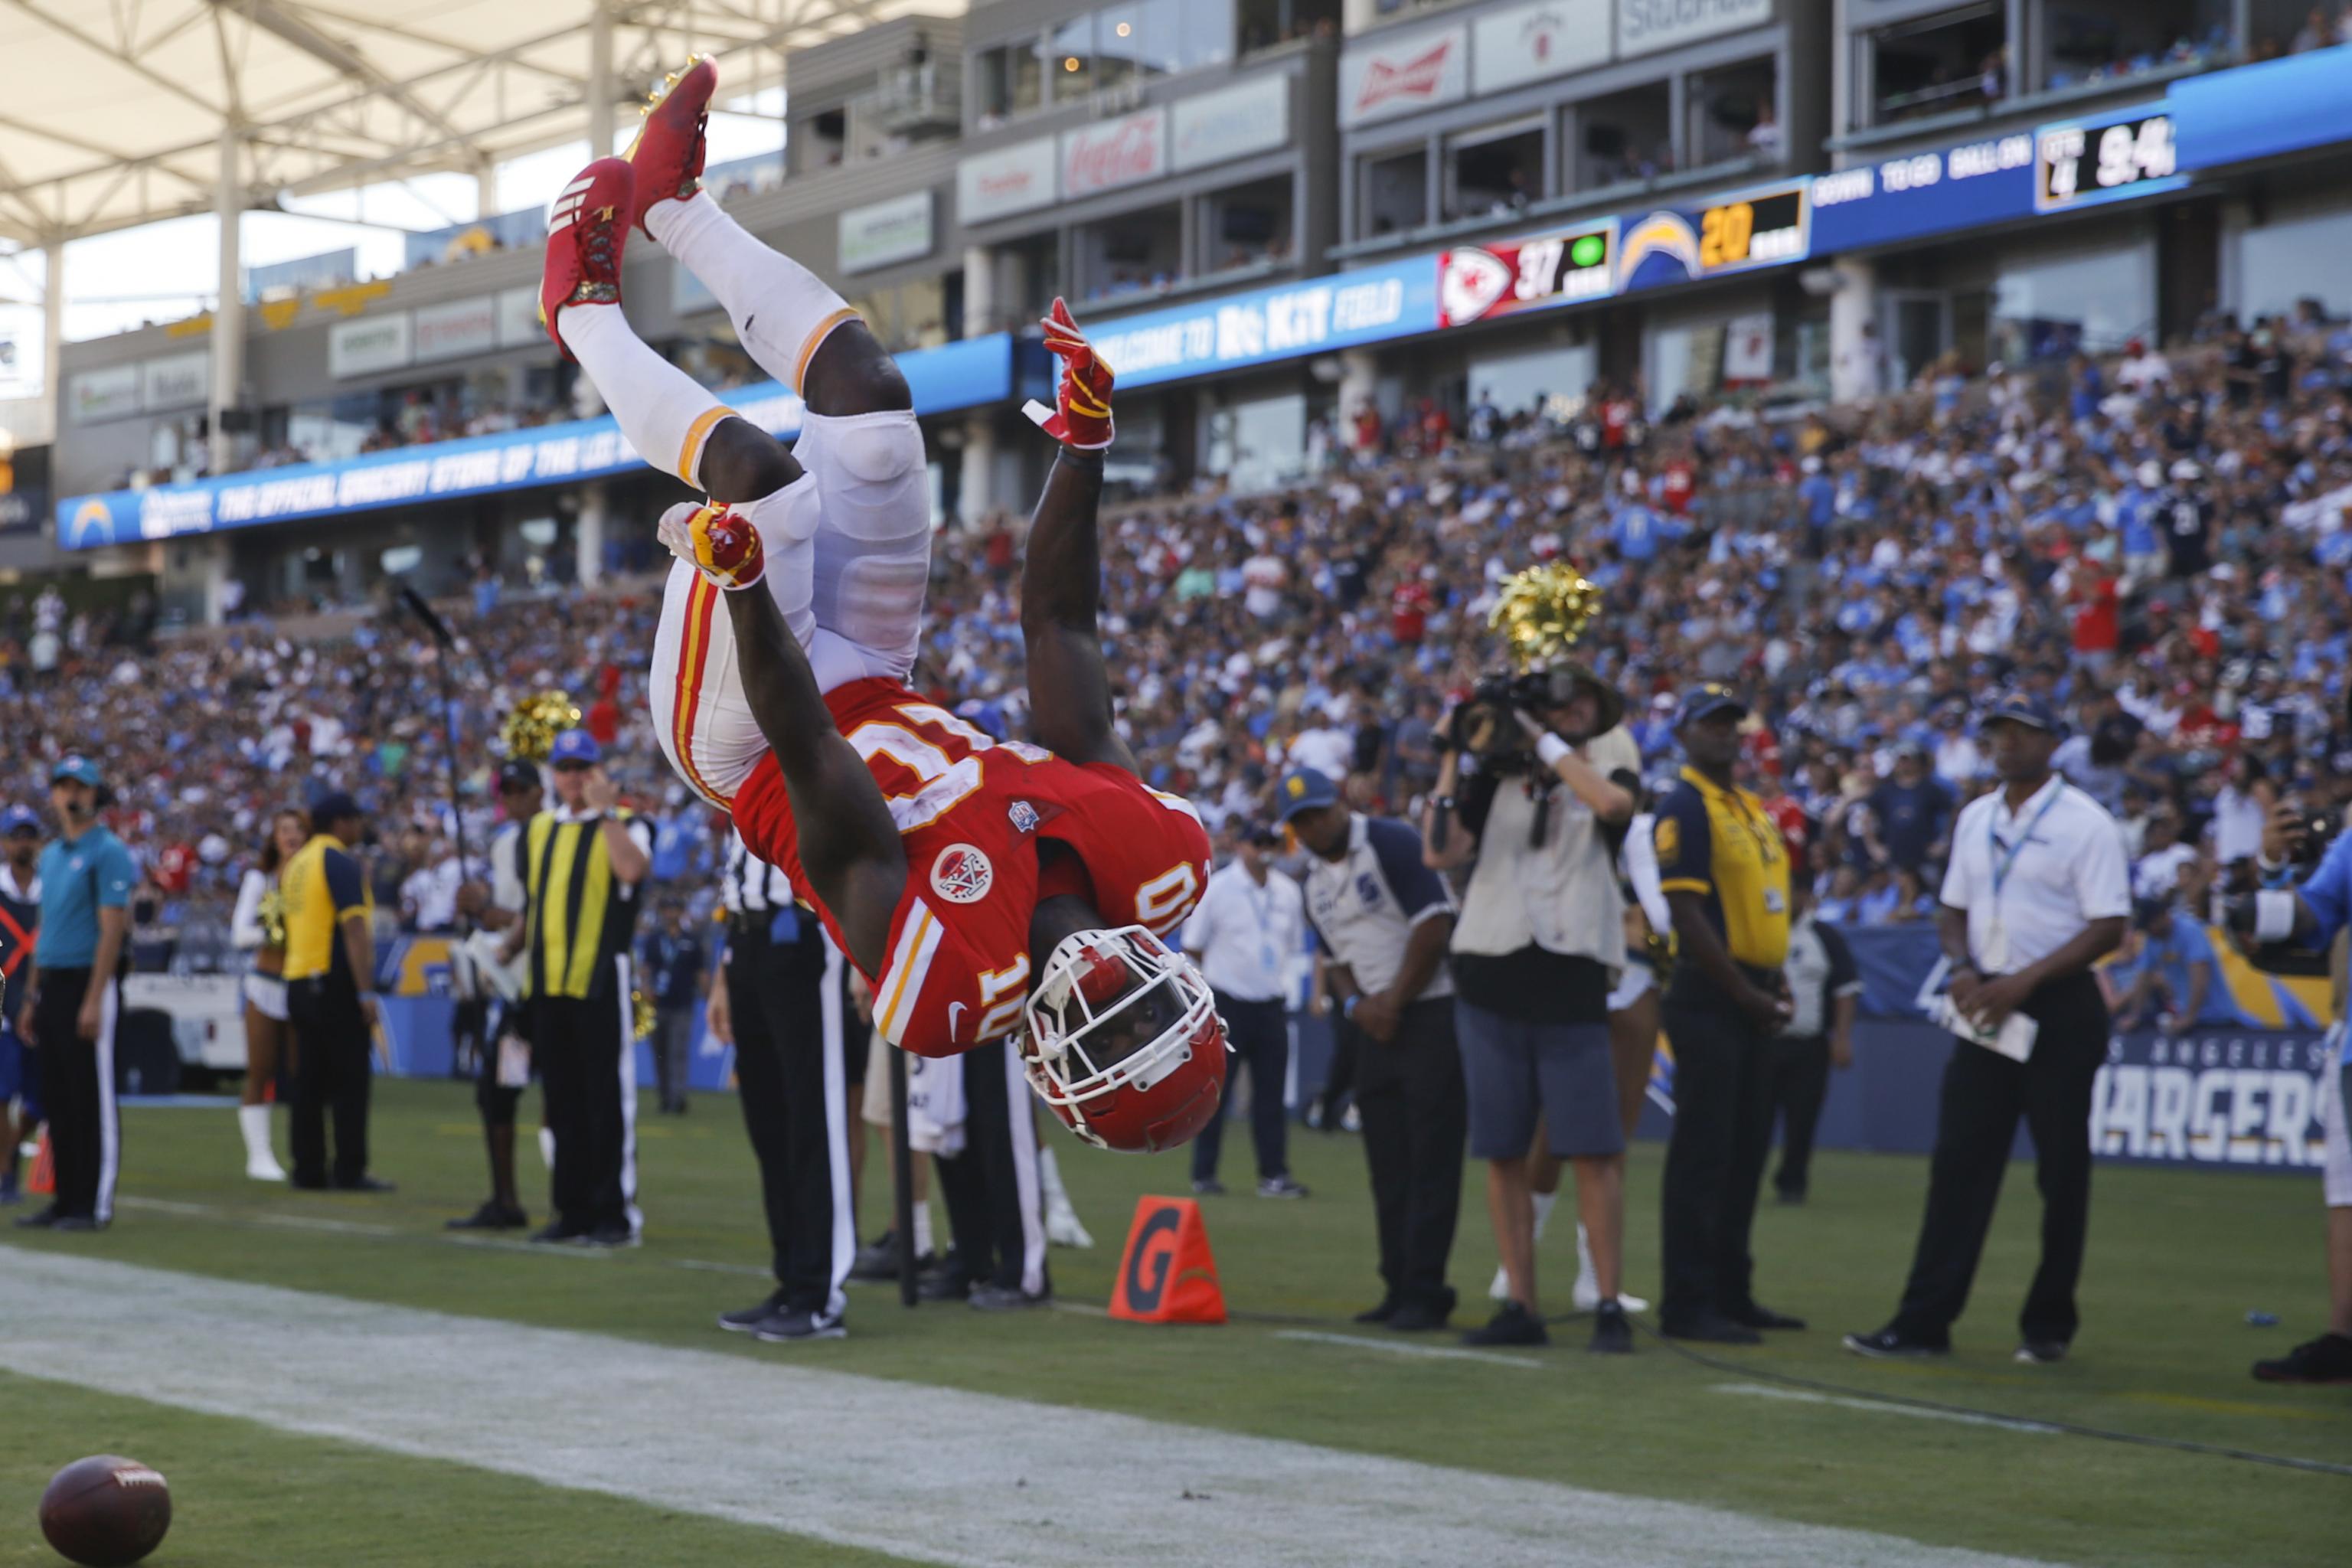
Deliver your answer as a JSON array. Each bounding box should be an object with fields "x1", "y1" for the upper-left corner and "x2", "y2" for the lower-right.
[
  {"x1": 1179, "y1": 823, "x2": 1309, "y2": 1199},
  {"x1": 1847, "y1": 693, "x2": 2128, "y2": 1366},
  {"x1": 447, "y1": 760, "x2": 544, "y2": 1233},
  {"x1": 1286, "y1": 707, "x2": 1356, "y2": 782}
]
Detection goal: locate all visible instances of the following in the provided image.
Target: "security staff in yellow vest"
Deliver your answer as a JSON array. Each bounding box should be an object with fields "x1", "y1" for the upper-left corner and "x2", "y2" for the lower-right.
[
  {"x1": 505, "y1": 730, "x2": 652, "y2": 1246},
  {"x1": 1651, "y1": 688, "x2": 1796, "y2": 1344},
  {"x1": 282, "y1": 792, "x2": 393, "y2": 1193}
]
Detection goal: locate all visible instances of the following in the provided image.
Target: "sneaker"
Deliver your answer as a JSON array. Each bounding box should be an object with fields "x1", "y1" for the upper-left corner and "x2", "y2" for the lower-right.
[
  {"x1": 2252, "y1": 1332, "x2": 2352, "y2": 1384},
  {"x1": 581, "y1": 1223, "x2": 640, "y2": 1248},
  {"x1": 754, "y1": 1307, "x2": 848, "y2": 1343},
  {"x1": 851, "y1": 1235, "x2": 906, "y2": 1282},
  {"x1": 446, "y1": 1201, "x2": 531, "y2": 1231},
  {"x1": 1590, "y1": 1300, "x2": 1634, "y2": 1354},
  {"x1": 1842, "y1": 1326, "x2": 1950, "y2": 1360},
  {"x1": 50, "y1": 1215, "x2": 102, "y2": 1233},
  {"x1": 334, "y1": 1175, "x2": 397, "y2": 1194},
  {"x1": 1044, "y1": 1200, "x2": 1093, "y2": 1250},
  {"x1": 540, "y1": 158, "x2": 635, "y2": 358},
  {"x1": 13, "y1": 1204, "x2": 57, "y2": 1229},
  {"x1": 1339, "y1": 1103, "x2": 1363, "y2": 1134},
  {"x1": 1353, "y1": 1296, "x2": 1400, "y2": 1325},
  {"x1": 717, "y1": 1290, "x2": 788, "y2": 1333},
  {"x1": 967, "y1": 1282, "x2": 1047, "y2": 1312},
  {"x1": 624, "y1": 57, "x2": 716, "y2": 235},
  {"x1": 1191, "y1": 1178, "x2": 1226, "y2": 1197},
  {"x1": 1462, "y1": 1302, "x2": 1548, "y2": 1348},
  {"x1": 1256, "y1": 1175, "x2": 1311, "y2": 1200},
  {"x1": 1658, "y1": 1312, "x2": 1762, "y2": 1346},
  {"x1": 2014, "y1": 1339, "x2": 2068, "y2": 1365},
  {"x1": 1302, "y1": 1096, "x2": 1328, "y2": 1132},
  {"x1": 529, "y1": 1221, "x2": 588, "y2": 1246},
  {"x1": 246, "y1": 1152, "x2": 288, "y2": 1182}
]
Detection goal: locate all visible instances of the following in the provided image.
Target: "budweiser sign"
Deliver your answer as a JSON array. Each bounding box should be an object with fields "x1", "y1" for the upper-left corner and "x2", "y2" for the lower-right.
[
  {"x1": 1339, "y1": 25, "x2": 1466, "y2": 127},
  {"x1": 1359, "y1": 42, "x2": 1450, "y2": 113},
  {"x1": 1061, "y1": 109, "x2": 1167, "y2": 198}
]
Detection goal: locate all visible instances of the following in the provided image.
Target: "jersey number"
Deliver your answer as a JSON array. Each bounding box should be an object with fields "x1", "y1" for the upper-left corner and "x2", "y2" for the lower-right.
[
  {"x1": 847, "y1": 703, "x2": 1049, "y2": 834},
  {"x1": 1135, "y1": 863, "x2": 1200, "y2": 938}
]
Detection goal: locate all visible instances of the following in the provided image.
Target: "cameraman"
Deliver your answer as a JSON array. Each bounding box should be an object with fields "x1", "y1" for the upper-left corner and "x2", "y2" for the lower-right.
[
  {"x1": 2233, "y1": 802, "x2": 2352, "y2": 1384},
  {"x1": 1424, "y1": 665, "x2": 1640, "y2": 1352}
]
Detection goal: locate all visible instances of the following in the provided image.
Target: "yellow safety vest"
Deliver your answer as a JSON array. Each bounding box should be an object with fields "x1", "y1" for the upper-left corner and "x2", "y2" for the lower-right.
[
  {"x1": 523, "y1": 811, "x2": 640, "y2": 1000},
  {"x1": 281, "y1": 833, "x2": 372, "y2": 983}
]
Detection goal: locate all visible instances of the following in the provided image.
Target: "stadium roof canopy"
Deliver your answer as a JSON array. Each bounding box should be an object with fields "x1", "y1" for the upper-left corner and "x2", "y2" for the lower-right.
[{"x1": 0, "y1": 0, "x2": 958, "y2": 247}]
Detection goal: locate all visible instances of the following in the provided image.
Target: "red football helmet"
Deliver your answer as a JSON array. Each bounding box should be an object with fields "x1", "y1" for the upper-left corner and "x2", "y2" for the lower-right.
[{"x1": 1021, "y1": 926, "x2": 1228, "y2": 1153}]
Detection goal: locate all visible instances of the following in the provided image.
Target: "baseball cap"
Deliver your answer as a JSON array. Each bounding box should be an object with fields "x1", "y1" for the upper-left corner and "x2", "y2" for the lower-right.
[
  {"x1": 497, "y1": 759, "x2": 543, "y2": 794},
  {"x1": 50, "y1": 756, "x2": 101, "y2": 788},
  {"x1": 1674, "y1": 685, "x2": 1748, "y2": 730},
  {"x1": 1979, "y1": 691, "x2": 2061, "y2": 734},
  {"x1": 1274, "y1": 769, "x2": 1341, "y2": 825},
  {"x1": 0, "y1": 804, "x2": 39, "y2": 836},
  {"x1": 309, "y1": 790, "x2": 364, "y2": 825},
  {"x1": 549, "y1": 730, "x2": 602, "y2": 766},
  {"x1": 1241, "y1": 820, "x2": 1282, "y2": 847}
]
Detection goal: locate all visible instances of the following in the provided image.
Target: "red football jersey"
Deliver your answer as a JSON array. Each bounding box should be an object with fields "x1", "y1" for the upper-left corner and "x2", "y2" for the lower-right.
[{"x1": 731, "y1": 678, "x2": 1212, "y2": 1059}]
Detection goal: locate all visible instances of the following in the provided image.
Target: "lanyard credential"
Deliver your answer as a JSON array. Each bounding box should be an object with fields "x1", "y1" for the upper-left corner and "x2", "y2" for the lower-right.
[{"x1": 1988, "y1": 787, "x2": 2062, "y2": 903}]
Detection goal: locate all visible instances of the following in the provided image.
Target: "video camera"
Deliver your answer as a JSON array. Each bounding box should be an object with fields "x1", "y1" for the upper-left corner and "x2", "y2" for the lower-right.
[{"x1": 1452, "y1": 663, "x2": 1624, "y2": 776}]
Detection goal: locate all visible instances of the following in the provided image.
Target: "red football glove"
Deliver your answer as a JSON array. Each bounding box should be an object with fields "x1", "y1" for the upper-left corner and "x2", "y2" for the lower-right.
[
  {"x1": 1023, "y1": 297, "x2": 1115, "y2": 450},
  {"x1": 657, "y1": 501, "x2": 764, "y2": 591}
]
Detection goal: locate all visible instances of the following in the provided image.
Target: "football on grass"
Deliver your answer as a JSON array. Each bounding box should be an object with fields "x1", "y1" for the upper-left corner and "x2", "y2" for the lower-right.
[{"x1": 38, "y1": 1455, "x2": 172, "y2": 1566}]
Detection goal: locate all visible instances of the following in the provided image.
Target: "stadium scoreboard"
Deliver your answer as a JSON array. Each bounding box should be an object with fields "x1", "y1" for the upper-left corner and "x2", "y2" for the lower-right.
[
  {"x1": 1695, "y1": 186, "x2": 1808, "y2": 272},
  {"x1": 2036, "y1": 109, "x2": 2177, "y2": 211}
]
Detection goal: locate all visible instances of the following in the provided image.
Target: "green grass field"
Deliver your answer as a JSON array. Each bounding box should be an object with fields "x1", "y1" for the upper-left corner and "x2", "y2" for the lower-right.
[{"x1": 3, "y1": 1080, "x2": 2347, "y2": 1566}]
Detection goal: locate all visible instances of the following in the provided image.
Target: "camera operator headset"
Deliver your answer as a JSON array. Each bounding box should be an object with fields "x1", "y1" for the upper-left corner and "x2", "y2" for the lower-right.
[
  {"x1": 2224, "y1": 790, "x2": 2352, "y2": 1384},
  {"x1": 1424, "y1": 661, "x2": 1644, "y2": 1349}
]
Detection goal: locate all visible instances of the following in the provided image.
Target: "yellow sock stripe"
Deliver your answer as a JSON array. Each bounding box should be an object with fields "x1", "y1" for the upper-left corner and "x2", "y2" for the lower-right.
[
  {"x1": 792, "y1": 307, "x2": 862, "y2": 394},
  {"x1": 677, "y1": 406, "x2": 736, "y2": 486}
]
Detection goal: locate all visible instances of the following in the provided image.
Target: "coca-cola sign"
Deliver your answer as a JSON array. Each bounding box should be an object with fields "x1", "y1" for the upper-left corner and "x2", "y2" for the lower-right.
[
  {"x1": 1060, "y1": 109, "x2": 1168, "y2": 200},
  {"x1": 1339, "y1": 24, "x2": 1467, "y2": 128}
]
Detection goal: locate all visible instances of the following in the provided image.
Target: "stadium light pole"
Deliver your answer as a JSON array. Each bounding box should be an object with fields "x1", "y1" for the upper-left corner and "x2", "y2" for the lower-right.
[
  {"x1": 587, "y1": 1, "x2": 616, "y2": 157},
  {"x1": 209, "y1": 123, "x2": 245, "y2": 479}
]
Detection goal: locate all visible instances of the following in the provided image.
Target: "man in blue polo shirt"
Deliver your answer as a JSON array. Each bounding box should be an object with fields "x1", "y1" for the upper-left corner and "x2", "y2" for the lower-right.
[{"x1": 12, "y1": 757, "x2": 136, "y2": 1231}]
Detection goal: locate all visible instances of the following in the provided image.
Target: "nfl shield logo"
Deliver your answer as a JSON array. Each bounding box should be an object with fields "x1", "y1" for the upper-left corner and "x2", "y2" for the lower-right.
[
  {"x1": 1008, "y1": 799, "x2": 1040, "y2": 834},
  {"x1": 931, "y1": 844, "x2": 995, "y2": 904}
]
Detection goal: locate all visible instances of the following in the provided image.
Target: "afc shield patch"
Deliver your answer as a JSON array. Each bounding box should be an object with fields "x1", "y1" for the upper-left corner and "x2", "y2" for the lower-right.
[
  {"x1": 1654, "y1": 817, "x2": 1681, "y2": 867},
  {"x1": 930, "y1": 844, "x2": 995, "y2": 904}
]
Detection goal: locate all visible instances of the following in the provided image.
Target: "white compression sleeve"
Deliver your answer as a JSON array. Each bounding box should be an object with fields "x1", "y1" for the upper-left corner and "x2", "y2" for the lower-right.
[
  {"x1": 646, "y1": 191, "x2": 857, "y2": 394},
  {"x1": 559, "y1": 302, "x2": 735, "y2": 486}
]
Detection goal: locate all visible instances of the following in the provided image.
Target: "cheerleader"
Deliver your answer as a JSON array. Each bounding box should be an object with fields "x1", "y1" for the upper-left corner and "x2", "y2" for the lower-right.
[{"x1": 230, "y1": 809, "x2": 309, "y2": 1180}]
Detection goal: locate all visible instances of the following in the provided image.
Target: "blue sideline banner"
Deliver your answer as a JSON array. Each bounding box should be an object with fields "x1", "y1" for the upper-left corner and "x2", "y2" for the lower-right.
[{"x1": 56, "y1": 333, "x2": 1014, "y2": 550}]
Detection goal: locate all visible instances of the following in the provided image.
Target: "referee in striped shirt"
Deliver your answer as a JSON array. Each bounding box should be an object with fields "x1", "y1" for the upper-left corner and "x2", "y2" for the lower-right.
[{"x1": 707, "y1": 829, "x2": 858, "y2": 1342}]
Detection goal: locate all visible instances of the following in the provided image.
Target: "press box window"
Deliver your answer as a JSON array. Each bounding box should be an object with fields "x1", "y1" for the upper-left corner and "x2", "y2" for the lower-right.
[
  {"x1": 1579, "y1": 84, "x2": 1672, "y2": 189},
  {"x1": 1204, "y1": 177, "x2": 1293, "y2": 271},
  {"x1": 1446, "y1": 119, "x2": 1543, "y2": 221},
  {"x1": 1360, "y1": 147, "x2": 1428, "y2": 238},
  {"x1": 1866, "y1": 4, "x2": 2004, "y2": 127},
  {"x1": 2043, "y1": 0, "x2": 2228, "y2": 91},
  {"x1": 1078, "y1": 203, "x2": 1184, "y2": 302},
  {"x1": 1688, "y1": 59, "x2": 1778, "y2": 167}
]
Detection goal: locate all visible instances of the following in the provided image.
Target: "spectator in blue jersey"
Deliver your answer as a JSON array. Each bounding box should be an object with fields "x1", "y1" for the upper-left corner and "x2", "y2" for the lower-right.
[
  {"x1": 2111, "y1": 899, "x2": 2256, "y2": 1033},
  {"x1": 1866, "y1": 743, "x2": 1955, "y2": 875}
]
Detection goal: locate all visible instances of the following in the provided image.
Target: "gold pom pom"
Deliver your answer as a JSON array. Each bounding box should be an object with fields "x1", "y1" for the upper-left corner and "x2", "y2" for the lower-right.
[
  {"x1": 257, "y1": 887, "x2": 289, "y2": 951},
  {"x1": 632, "y1": 987, "x2": 657, "y2": 1044},
  {"x1": 501, "y1": 690, "x2": 582, "y2": 763},
  {"x1": 1487, "y1": 564, "x2": 1602, "y2": 670}
]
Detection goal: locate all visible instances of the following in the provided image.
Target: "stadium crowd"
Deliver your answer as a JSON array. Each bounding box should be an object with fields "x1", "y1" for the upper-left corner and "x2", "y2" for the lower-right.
[{"x1": 5, "y1": 315, "x2": 2350, "y2": 1004}]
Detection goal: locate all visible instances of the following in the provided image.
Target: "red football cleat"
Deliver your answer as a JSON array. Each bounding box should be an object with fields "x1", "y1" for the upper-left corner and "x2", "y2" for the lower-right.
[
  {"x1": 626, "y1": 57, "x2": 717, "y2": 236},
  {"x1": 540, "y1": 158, "x2": 635, "y2": 360}
]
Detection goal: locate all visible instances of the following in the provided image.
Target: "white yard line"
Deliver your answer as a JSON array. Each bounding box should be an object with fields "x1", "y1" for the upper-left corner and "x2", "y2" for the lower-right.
[
  {"x1": 1714, "y1": 1382, "x2": 2066, "y2": 1436},
  {"x1": 1276, "y1": 1328, "x2": 1548, "y2": 1369},
  {"x1": 0, "y1": 1253, "x2": 2063, "y2": 1568}
]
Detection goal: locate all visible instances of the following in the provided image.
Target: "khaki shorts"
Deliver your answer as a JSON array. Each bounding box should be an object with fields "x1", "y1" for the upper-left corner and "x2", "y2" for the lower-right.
[{"x1": 862, "y1": 1028, "x2": 893, "y2": 1129}]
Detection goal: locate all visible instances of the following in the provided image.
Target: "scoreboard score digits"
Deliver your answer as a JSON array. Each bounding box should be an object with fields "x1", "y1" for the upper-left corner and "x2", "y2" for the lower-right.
[
  {"x1": 1696, "y1": 187, "x2": 1807, "y2": 272},
  {"x1": 2037, "y1": 111, "x2": 2177, "y2": 211}
]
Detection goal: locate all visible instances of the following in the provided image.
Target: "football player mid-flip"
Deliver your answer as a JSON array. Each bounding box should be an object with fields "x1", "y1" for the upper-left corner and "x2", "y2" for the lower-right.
[{"x1": 544, "y1": 60, "x2": 1225, "y2": 1153}]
